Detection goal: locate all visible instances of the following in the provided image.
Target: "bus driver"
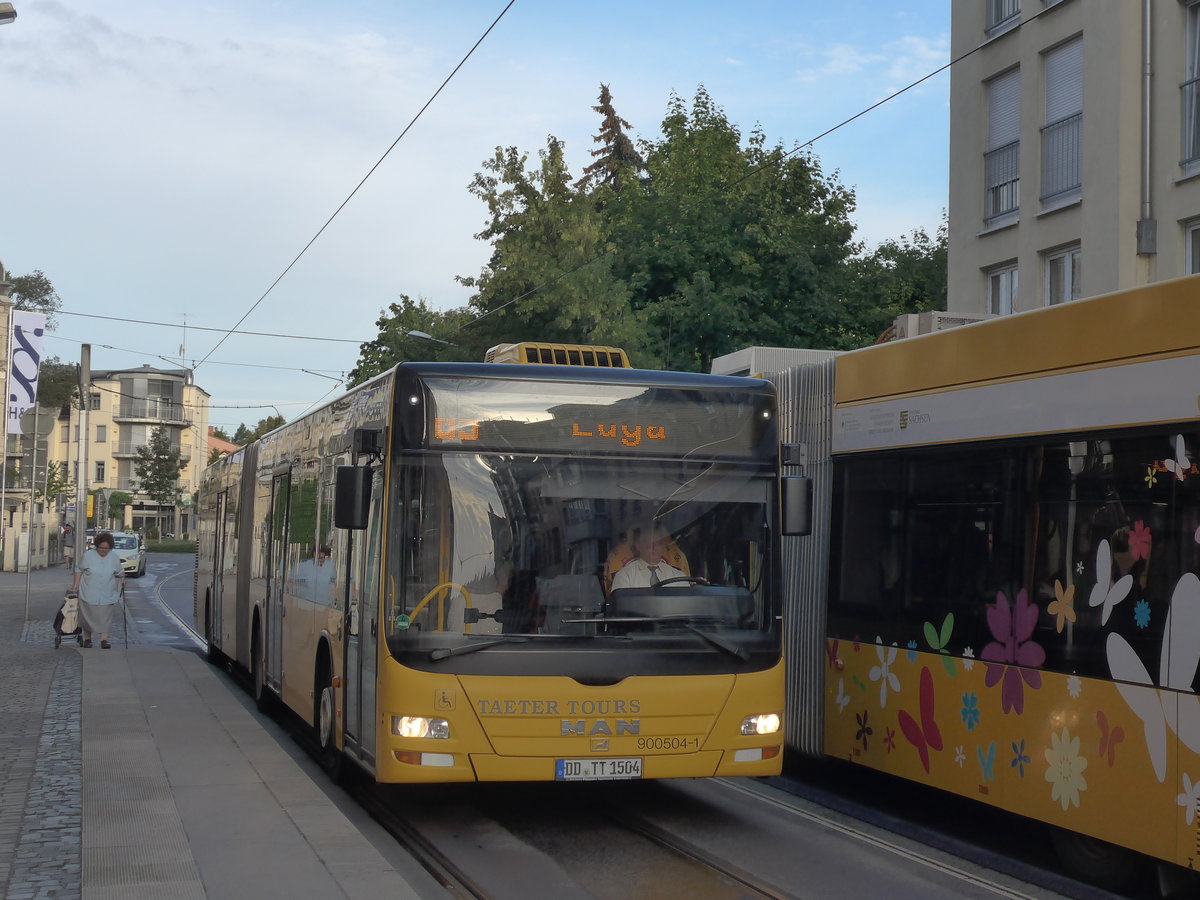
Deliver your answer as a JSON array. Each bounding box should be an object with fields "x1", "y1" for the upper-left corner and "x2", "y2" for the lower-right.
[{"x1": 611, "y1": 524, "x2": 687, "y2": 590}]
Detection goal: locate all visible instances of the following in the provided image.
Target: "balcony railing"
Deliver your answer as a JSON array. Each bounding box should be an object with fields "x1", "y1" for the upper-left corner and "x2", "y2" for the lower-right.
[
  {"x1": 1182, "y1": 76, "x2": 1200, "y2": 164},
  {"x1": 984, "y1": 140, "x2": 1020, "y2": 220},
  {"x1": 1040, "y1": 112, "x2": 1081, "y2": 201},
  {"x1": 114, "y1": 441, "x2": 190, "y2": 461},
  {"x1": 115, "y1": 399, "x2": 192, "y2": 425}
]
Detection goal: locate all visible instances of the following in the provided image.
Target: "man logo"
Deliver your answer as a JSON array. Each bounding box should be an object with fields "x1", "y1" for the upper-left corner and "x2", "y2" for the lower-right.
[
  {"x1": 899, "y1": 410, "x2": 909, "y2": 430},
  {"x1": 591, "y1": 738, "x2": 610, "y2": 753}
]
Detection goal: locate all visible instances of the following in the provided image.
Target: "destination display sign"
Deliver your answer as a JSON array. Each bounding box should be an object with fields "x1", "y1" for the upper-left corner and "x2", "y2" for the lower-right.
[{"x1": 419, "y1": 377, "x2": 774, "y2": 460}]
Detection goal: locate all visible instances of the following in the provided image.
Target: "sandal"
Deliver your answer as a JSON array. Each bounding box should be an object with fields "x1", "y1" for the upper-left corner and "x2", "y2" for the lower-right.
[
  {"x1": 100, "y1": 641, "x2": 111, "y2": 650},
  {"x1": 82, "y1": 640, "x2": 92, "y2": 648}
]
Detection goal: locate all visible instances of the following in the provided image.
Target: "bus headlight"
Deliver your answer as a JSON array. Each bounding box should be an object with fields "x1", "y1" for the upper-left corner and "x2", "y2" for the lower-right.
[
  {"x1": 391, "y1": 716, "x2": 450, "y2": 739},
  {"x1": 741, "y1": 713, "x2": 781, "y2": 736}
]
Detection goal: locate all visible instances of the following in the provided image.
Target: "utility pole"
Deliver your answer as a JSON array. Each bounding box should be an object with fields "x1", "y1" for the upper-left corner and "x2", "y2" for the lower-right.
[{"x1": 74, "y1": 344, "x2": 89, "y2": 563}]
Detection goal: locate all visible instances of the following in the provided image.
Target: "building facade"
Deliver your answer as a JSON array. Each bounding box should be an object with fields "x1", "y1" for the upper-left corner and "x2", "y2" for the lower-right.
[
  {"x1": 948, "y1": 0, "x2": 1200, "y2": 313},
  {"x1": 48, "y1": 365, "x2": 211, "y2": 538}
]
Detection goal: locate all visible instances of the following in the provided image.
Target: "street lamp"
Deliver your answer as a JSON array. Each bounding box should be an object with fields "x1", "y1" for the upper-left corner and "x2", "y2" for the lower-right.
[
  {"x1": 0, "y1": 4, "x2": 17, "y2": 24},
  {"x1": 405, "y1": 330, "x2": 455, "y2": 346}
]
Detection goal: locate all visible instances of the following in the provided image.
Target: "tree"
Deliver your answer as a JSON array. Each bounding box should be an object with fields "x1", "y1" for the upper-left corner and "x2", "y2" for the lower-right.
[
  {"x1": 208, "y1": 447, "x2": 225, "y2": 466},
  {"x1": 39, "y1": 461, "x2": 74, "y2": 504},
  {"x1": 133, "y1": 426, "x2": 187, "y2": 527},
  {"x1": 347, "y1": 295, "x2": 476, "y2": 386},
  {"x1": 354, "y1": 84, "x2": 937, "y2": 375},
  {"x1": 613, "y1": 87, "x2": 860, "y2": 370},
  {"x1": 10, "y1": 270, "x2": 62, "y2": 326},
  {"x1": 575, "y1": 84, "x2": 645, "y2": 194},
  {"x1": 108, "y1": 490, "x2": 133, "y2": 521},
  {"x1": 840, "y1": 217, "x2": 949, "y2": 346},
  {"x1": 230, "y1": 415, "x2": 286, "y2": 445},
  {"x1": 210, "y1": 426, "x2": 232, "y2": 442},
  {"x1": 457, "y1": 139, "x2": 648, "y2": 362},
  {"x1": 36, "y1": 357, "x2": 79, "y2": 413}
]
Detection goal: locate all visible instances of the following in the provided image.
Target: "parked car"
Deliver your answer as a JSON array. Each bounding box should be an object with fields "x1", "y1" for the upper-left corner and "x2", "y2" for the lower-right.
[{"x1": 110, "y1": 532, "x2": 146, "y2": 577}]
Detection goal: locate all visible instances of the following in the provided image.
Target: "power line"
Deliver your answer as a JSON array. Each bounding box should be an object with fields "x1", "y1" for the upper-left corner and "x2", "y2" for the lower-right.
[
  {"x1": 53, "y1": 309, "x2": 365, "y2": 345},
  {"x1": 44, "y1": 331, "x2": 344, "y2": 377},
  {"x1": 193, "y1": 0, "x2": 517, "y2": 370}
]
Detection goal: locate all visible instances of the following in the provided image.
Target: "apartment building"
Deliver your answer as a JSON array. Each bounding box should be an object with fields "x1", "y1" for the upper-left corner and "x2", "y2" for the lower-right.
[
  {"x1": 49, "y1": 365, "x2": 211, "y2": 537},
  {"x1": 948, "y1": 0, "x2": 1200, "y2": 314}
]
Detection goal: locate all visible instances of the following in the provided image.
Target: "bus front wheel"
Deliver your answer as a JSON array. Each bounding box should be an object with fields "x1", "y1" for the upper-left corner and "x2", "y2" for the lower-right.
[
  {"x1": 315, "y1": 666, "x2": 343, "y2": 782},
  {"x1": 251, "y1": 625, "x2": 271, "y2": 713}
]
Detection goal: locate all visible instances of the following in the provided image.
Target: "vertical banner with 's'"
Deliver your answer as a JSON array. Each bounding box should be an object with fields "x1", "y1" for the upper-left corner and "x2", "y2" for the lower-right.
[{"x1": 7, "y1": 310, "x2": 48, "y2": 434}]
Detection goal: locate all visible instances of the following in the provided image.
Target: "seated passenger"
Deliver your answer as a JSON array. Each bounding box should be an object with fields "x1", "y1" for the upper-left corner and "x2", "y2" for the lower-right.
[{"x1": 610, "y1": 524, "x2": 687, "y2": 590}]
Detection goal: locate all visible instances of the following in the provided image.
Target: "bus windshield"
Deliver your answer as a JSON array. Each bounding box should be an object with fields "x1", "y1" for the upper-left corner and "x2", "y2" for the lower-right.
[{"x1": 384, "y1": 451, "x2": 779, "y2": 671}]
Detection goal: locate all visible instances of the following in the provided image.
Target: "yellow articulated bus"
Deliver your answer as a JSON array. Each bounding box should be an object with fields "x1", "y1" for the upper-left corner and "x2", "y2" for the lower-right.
[
  {"x1": 779, "y1": 275, "x2": 1200, "y2": 885},
  {"x1": 196, "y1": 353, "x2": 802, "y2": 783}
]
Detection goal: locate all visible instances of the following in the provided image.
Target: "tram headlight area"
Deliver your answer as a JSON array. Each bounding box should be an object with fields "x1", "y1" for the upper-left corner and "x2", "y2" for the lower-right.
[
  {"x1": 391, "y1": 715, "x2": 451, "y2": 739},
  {"x1": 740, "y1": 713, "x2": 781, "y2": 736}
]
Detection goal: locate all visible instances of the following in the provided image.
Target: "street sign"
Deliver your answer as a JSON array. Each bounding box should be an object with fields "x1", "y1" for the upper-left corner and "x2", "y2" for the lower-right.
[{"x1": 18, "y1": 406, "x2": 55, "y2": 438}]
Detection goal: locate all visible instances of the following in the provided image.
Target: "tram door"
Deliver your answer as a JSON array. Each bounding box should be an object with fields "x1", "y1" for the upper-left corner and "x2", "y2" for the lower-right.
[
  {"x1": 344, "y1": 469, "x2": 383, "y2": 764},
  {"x1": 211, "y1": 491, "x2": 227, "y2": 645},
  {"x1": 265, "y1": 471, "x2": 290, "y2": 691}
]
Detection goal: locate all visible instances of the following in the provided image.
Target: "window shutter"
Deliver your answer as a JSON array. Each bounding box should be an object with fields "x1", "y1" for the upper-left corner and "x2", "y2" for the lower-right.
[
  {"x1": 1045, "y1": 38, "x2": 1082, "y2": 123},
  {"x1": 988, "y1": 69, "x2": 1020, "y2": 148}
]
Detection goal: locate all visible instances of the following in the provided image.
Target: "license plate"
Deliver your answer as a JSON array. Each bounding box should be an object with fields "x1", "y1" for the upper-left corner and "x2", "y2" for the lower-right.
[{"x1": 555, "y1": 757, "x2": 643, "y2": 781}]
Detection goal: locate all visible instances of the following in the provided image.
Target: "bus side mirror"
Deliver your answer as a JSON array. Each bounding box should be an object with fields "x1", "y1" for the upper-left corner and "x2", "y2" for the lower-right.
[
  {"x1": 782, "y1": 475, "x2": 812, "y2": 536},
  {"x1": 334, "y1": 466, "x2": 372, "y2": 530}
]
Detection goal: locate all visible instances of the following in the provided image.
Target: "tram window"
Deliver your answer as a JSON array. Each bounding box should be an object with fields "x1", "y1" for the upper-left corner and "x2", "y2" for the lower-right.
[
  {"x1": 830, "y1": 456, "x2": 905, "y2": 634},
  {"x1": 540, "y1": 348, "x2": 553, "y2": 363},
  {"x1": 568, "y1": 349, "x2": 581, "y2": 365},
  {"x1": 554, "y1": 349, "x2": 568, "y2": 364},
  {"x1": 582, "y1": 351, "x2": 595, "y2": 366},
  {"x1": 597, "y1": 353, "x2": 611, "y2": 367},
  {"x1": 525, "y1": 347, "x2": 538, "y2": 363}
]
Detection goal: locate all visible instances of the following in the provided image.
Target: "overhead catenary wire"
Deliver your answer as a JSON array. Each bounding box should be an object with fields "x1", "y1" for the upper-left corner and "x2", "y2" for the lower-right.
[{"x1": 192, "y1": 0, "x2": 517, "y2": 371}]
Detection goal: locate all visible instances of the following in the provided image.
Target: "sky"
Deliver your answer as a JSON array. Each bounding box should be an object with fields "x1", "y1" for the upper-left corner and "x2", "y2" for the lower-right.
[{"x1": 0, "y1": 0, "x2": 950, "y2": 432}]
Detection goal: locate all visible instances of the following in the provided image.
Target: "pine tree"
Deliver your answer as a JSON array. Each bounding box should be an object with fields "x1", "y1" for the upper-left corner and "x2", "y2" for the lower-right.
[{"x1": 576, "y1": 84, "x2": 645, "y2": 193}]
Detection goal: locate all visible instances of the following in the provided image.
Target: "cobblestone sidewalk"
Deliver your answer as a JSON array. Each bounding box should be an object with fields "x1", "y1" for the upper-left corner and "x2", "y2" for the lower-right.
[{"x1": 1, "y1": 567, "x2": 93, "y2": 900}]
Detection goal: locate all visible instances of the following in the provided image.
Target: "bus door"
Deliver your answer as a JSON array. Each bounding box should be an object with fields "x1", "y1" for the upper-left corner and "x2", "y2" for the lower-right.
[
  {"x1": 344, "y1": 467, "x2": 383, "y2": 764},
  {"x1": 211, "y1": 490, "x2": 227, "y2": 646},
  {"x1": 265, "y1": 471, "x2": 290, "y2": 692}
]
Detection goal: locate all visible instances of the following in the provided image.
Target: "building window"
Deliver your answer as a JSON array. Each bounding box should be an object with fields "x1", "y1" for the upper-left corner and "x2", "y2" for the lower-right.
[
  {"x1": 60, "y1": 424, "x2": 69, "y2": 442},
  {"x1": 1184, "y1": 4, "x2": 1200, "y2": 163},
  {"x1": 985, "y1": 69, "x2": 1020, "y2": 221},
  {"x1": 89, "y1": 393, "x2": 101, "y2": 410},
  {"x1": 95, "y1": 461, "x2": 105, "y2": 483},
  {"x1": 96, "y1": 424, "x2": 107, "y2": 443},
  {"x1": 1042, "y1": 38, "x2": 1082, "y2": 202},
  {"x1": 987, "y1": 0, "x2": 1020, "y2": 36},
  {"x1": 1186, "y1": 219, "x2": 1200, "y2": 273},
  {"x1": 1044, "y1": 245, "x2": 1082, "y2": 305},
  {"x1": 987, "y1": 263, "x2": 1019, "y2": 315}
]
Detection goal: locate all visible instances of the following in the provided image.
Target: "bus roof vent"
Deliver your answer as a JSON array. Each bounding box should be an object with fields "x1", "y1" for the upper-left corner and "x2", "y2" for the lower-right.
[{"x1": 484, "y1": 342, "x2": 630, "y2": 368}]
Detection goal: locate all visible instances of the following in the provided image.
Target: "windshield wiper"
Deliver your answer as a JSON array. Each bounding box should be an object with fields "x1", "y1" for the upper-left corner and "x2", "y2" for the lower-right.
[
  {"x1": 681, "y1": 623, "x2": 750, "y2": 661},
  {"x1": 579, "y1": 615, "x2": 750, "y2": 661},
  {"x1": 429, "y1": 636, "x2": 529, "y2": 660}
]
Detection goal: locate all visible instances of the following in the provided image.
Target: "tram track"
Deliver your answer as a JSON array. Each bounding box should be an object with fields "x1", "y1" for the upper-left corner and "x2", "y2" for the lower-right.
[
  {"x1": 346, "y1": 774, "x2": 790, "y2": 899},
  {"x1": 345, "y1": 772, "x2": 485, "y2": 899}
]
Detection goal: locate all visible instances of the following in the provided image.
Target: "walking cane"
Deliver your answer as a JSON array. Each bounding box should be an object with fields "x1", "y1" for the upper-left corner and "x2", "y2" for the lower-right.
[{"x1": 121, "y1": 580, "x2": 128, "y2": 649}]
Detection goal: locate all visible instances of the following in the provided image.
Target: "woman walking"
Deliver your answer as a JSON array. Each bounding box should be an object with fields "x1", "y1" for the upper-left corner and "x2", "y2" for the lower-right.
[{"x1": 71, "y1": 531, "x2": 125, "y2": 649}]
